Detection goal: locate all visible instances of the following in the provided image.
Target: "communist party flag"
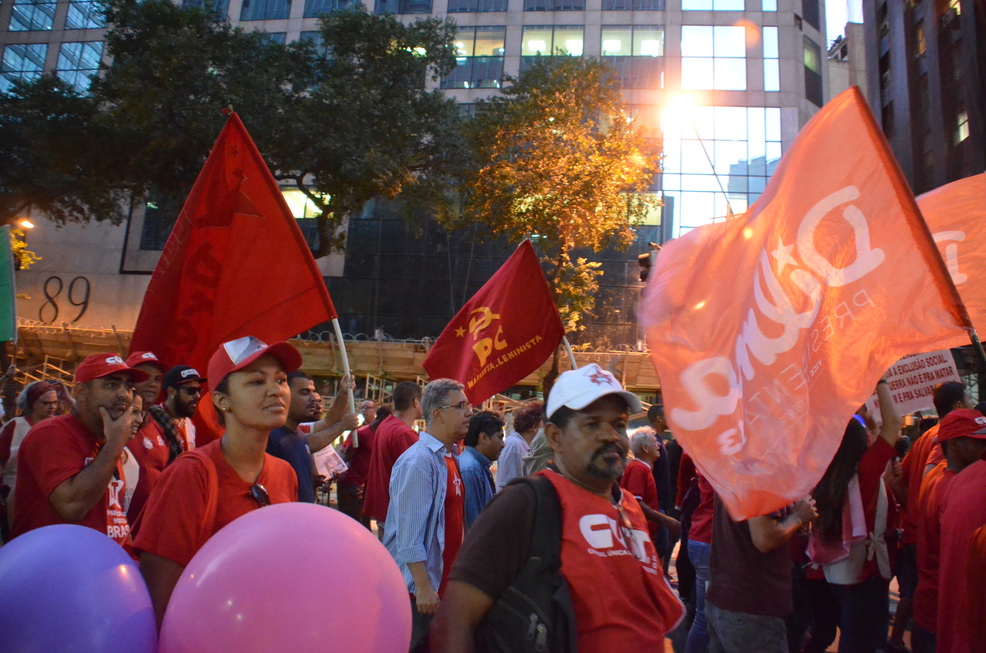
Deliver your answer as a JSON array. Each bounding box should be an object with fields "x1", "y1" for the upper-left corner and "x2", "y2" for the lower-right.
[
  {"x1": 640, "y1": 88, "x2": 970, "y2": 520},
  {"x1": 919, "y1": 173, "x2": 986, "y2": 334},
  {"x1": 423, "y1": 239, "x2": 564, "y2": 404},
  {"x1": 130, "y1": 113, "x2": 337, "y2": 442}
]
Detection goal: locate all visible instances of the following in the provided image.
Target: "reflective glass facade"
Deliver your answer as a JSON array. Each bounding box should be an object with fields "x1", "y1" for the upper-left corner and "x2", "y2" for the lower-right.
[
  {"x1": 56, "y1": 40, "x2": 103, "y2": 92},
  {"x1": 0, "y1": 43, "x2": 47, "y2": 92}
]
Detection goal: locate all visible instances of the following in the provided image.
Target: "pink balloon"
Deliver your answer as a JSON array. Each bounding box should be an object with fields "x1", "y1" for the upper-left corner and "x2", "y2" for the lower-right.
[{"x1": 159, "y1": 503, "x2": 411, "y2": 653}]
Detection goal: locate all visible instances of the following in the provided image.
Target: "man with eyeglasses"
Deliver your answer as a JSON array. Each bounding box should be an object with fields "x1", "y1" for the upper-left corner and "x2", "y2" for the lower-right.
[
  {"x1": 431, "y1": 364, "x2": 685, "y2": 653},
  {"x1": 11, "y1": 353, "x2": 145, "y2": 546},
  {"x1": 384, "y1": 378, "x2": 472, "y2": 653}
]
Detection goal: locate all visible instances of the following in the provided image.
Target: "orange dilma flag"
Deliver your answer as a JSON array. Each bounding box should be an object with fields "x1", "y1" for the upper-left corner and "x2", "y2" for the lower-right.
[
  {"x1": 919, "y1": 173, "x2": 986, "y2": 334},
  {"x1": 423, "y1": 239, "x2": 564, "y2": 404},
  {"x1": 130, "y1": 113, "x2": 337, "y2": 441},
  {"x1": 640, "y1": 88, "x2": 970, "y2": 520}
]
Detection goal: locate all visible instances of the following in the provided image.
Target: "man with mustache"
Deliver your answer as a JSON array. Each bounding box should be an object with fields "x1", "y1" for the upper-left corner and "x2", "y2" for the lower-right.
[
  {"x1": 151, "y1": 365, "x2": 207, "y2": 456},
  {"x1": 431, "y1": 364, "x2": 684, "y2": 653},
  {"x1": 11, "y1": 353, "x2": 144, "y2": 546}
]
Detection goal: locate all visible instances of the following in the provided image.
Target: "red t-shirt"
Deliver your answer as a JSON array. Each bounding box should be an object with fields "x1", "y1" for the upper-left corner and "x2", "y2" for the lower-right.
[
  {"x1": 913, "y1": 461, "x2": 955, "y2": 631},
  {"x1": 339, "y1": 423, "x2": 376, "y2": 487},
  {"x1": 901, "y1": 425, "x2": 938, "y2": 545},
  {"x1": 11, "y1": 414, "x2": 130, "y2": 546},
  {"x1": 440, "y1": 453, "x2": 464, "y2": 597},
  {"x1": 133, "y1": 439, "x2": 297, "y2": 566},
  {"x1": 544, "y1": 470, "x2": 684, "y2": 651},
  {"x1": 676, "y1": 453, "x2": 697, "y2": 508},
  {"x1": 938, "y1": 459, "x2": 986, "y2": 652},
  {"x1": 620, "y1": 458, "x2": 660, "y2": 541},
  {"x1": 689, "y1": 473, "x2": 715, "y2": 544},
  {"x1": 126, "y1": 420, "x2": 170, "y2": 523},
  {"x1": 926, "y1": 442, "x2": 945, "y2": 470},
  {"x1": 362, "y1": 415, "x2": 418, "y2": 521}
]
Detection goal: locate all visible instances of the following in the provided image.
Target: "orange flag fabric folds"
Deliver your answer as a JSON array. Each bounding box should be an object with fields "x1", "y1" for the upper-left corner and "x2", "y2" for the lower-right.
[
  {"x1": 920, "y1": 173, "x2": 986, "y2": 335},
  {"x1": 423, "y1": 240, "x2": 564, "y2": 405},
  {"x1": 130, "y1": 113, "x2": 337, "y2": 439},
  {"x1": 640, "y1": 88, "x2": 968, "y2": 520}
]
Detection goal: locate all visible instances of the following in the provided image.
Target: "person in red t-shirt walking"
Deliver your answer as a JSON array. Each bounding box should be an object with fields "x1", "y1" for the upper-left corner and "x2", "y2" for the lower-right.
[
  {"x1": 135, "y1": 336, "x2": 300, "y2": 628},
  {"x1": 363, "y1": 381, "x2": 422, "y2": 537}
]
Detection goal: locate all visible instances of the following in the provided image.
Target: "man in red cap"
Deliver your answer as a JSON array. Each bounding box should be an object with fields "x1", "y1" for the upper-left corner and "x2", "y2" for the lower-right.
[
  {"x1": 11, "y1": 353, "x2": 146, "y2": 546},
  {"x1": 912, "y1": 408, "x2": 986, "y2": 652}
]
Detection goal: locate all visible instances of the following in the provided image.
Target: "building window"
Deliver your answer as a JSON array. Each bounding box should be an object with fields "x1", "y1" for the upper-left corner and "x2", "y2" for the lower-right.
[
  {"x1": 442, "y1": 26, "x2": 505, "y2": 89},
  {"x1": 304, "y1": 0, "x2": 355, "y2": 17},
  {"x1": 955, "y1": 107, "x2": 969, "y2": 144},
  {"x1": 182, "y1": 0, "x2": 230, "y2": 17},
  {"x1": 762, "y1": 25, "x2": 779, "y2": 91},
  {"x1": 375, "y1": 0, "x2": 433, "y2": 14},
  {"x1": 762, "y1": 0, "x2": 776, "y2": 9},
  {"x1": 56, "y1": 41, "x2": 103, "y2": 93},
  {"x1": 602, "y1": 0, "x2": 664, "y2": 9},
  {"x1": 263, "y1": 31, "x2": 287, "y2": 43},
  {"x1": 881, "y1": 101, "x2": 894, "y2": 138},
  {"x1": 521, "y1": 25, "x2": 583, "y2": 71},
  {"x1": 803, "y1": 36, "x2": 822, "y2": 106},
  {"x1": 65, "y1": 0, "x2": 107, "y2": 29},
  {"x1": 802, "y1": 0, "x2": 820, "y2": 29},
  {"x1": 0, "y1": 43, "x2": 47, "y2": 93},
  {"x1": 524, "y1": 0, "x2": 584, "y2": 10},
  {"x1": 601, "y1": 26, "x2": 664, "y2": 89},
  {"x1": 8, "y1": 0, "x2": 57, "y2": 31},
  {"x1": 240, "y1": 0, "x2": 290, "y2": 20},
  {"x1": 915, "y1": 25, "x2": 926, "y2": 56},
  {"x1": 682, "y1": 0, "x2": 744, "y2": 9},
  {"x1": 448, "y1": 0, "x2": 507, "y2": 11},
  {"x1": 680, "y1": 25, "x2": 747, "y2": 91},
  {"x1": 661, "y1": 105, "x2": 783, "y2": 233}
]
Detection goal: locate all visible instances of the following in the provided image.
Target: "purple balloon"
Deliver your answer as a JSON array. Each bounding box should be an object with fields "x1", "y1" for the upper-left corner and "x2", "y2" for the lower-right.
[
  {"x1": 0, "y1": 524, "x2": 156, "y2": 653},
  {"x1": 159, "y1": 502, "x2": 411, "y2": 653}
]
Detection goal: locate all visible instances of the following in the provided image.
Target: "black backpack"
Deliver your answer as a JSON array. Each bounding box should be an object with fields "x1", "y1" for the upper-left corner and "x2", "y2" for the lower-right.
[{"x1": 475, "y1": 475, "x2": 578, "y2": 653}]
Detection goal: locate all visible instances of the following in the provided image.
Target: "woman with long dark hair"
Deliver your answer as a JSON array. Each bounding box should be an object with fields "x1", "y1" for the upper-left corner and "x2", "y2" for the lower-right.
[{"x1": 806, "y1": 379, "x2": 900, "y2": 653}]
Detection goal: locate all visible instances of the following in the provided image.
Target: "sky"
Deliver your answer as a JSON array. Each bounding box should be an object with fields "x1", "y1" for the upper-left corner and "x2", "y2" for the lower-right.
[{"x1": 825, "y1": 0, "x2": 863, "y2": 46}]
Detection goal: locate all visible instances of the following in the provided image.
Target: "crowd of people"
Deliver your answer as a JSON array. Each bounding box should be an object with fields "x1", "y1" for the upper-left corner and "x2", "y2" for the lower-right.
[{"x1": 0, "y1": 337, "x2": 984, "y2": 653}]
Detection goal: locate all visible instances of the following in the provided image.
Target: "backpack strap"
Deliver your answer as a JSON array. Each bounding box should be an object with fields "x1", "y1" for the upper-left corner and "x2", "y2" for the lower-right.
[{"x1": 518, "y1": 474, "x2": 563, "y2": 563}]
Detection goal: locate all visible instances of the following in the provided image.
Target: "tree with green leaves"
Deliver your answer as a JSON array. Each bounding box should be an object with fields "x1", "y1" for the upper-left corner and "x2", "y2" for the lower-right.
[
  {"x1": 0, "y1": 0, "x2": 464, "y2": 257},
  {"x1": 447, "y1": 56, "x2": 661, "y2": 335}
]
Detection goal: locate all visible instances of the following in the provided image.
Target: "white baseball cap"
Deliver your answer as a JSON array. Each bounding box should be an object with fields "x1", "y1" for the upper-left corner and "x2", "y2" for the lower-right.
[{"x1": 546, "y1": 364, "x2": 642, "y2": 422}]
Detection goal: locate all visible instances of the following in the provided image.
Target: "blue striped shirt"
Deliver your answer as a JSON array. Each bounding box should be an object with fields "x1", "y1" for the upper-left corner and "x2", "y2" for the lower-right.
[{"x1": 383, "y1": 431, "x2": 452, "y2": 594}]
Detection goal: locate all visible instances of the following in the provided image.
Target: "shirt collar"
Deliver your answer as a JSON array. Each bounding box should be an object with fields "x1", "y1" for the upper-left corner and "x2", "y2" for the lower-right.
[
  {"x1": 419, "y1": 431, "x2": 449, "y2": 454},
  {"x1": 464, "y1": 445, "x2": 491, "y2": 467}
]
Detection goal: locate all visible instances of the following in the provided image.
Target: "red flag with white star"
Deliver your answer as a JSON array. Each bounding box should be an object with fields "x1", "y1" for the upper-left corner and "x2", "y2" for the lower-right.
[
  {"x1": 640, "y1": 88, "x2": 969, "y2": 520},
  {"x1": 423, "y1": 240, "x2": 564, "y2": 404}
]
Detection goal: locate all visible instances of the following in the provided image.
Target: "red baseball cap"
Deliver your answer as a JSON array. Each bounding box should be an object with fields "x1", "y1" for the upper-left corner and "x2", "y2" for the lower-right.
[
  {"x1": 207, "y1": 336, "x2": 303, "y2": 387},
  {"x1": 936, "y1": 408, "x2": 986, "y2": 442},
  {"x1": 125, "y1": 351, "x2": 169, "y2": 373},
  {"x1": 75, "y1": 353, "x2": 151, "y2": 384}
]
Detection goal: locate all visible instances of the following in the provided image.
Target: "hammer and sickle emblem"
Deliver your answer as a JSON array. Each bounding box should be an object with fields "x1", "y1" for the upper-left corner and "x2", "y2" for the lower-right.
[{"x1": 468, "y1": 307, "x2": 500, "y2": 340}]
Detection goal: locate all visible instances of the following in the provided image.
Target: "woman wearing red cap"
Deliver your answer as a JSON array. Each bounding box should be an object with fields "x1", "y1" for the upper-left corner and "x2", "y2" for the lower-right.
[
  {"x1": 134, "y1": 336, "x2": 300, "y2": 627},
  {"x1": 0, "y1": 381, "x2": 60, "y2": 538}
]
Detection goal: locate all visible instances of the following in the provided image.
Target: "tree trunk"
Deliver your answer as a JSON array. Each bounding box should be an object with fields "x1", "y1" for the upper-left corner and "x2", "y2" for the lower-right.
[{"x1": 543, "y1": 346, "x2": 561, "y2": 402}]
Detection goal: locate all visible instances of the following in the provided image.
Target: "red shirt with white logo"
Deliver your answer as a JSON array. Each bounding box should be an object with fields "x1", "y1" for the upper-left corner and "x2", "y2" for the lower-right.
[
  {"x1": 440, "y1": 453, "x2": 464, "y2": 596},
  {"x1": 11, "y1": 414, "x2": 130, "y2": 546},
  {"x1": 126, "y1": 420, "x2": 170, "y2": 522},
  {"x1": 543, "y1": 470, "x2": 684, "y2": 651}
]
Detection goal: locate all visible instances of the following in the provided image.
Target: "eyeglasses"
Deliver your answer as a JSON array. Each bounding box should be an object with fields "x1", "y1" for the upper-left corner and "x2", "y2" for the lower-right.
[
  {"x1": 249, "y1": 483, "x2": 271, "y2": 507},
  {"x1": 439, "y1": 400, "x2": 473, "y2": 412},
  {"x1": 180, "y1": 386, "x2": 204, "y2": 396}
]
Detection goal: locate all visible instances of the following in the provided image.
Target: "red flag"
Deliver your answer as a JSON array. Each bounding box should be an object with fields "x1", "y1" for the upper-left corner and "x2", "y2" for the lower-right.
[
  {"x1": 640, "y1": 88, "x2": 969, "y2": 520},
  {"x1": 920, "y1": 173, "x2": 986, "y2": 334},
  {"x1": 130, "y1": 113, "x2": 337, "y2": 442},
  {"x1": 423, "y1": 240, "x2": 564, "y2": 404}
]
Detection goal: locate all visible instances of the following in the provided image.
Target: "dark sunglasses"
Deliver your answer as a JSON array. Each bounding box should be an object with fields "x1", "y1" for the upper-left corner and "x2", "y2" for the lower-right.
[
  {"x1": 180, "y1": 386, "x2": 204, "y2": 396},
  {"x1": 249, "y1": 483, "x2": 271, "y2": 507}
]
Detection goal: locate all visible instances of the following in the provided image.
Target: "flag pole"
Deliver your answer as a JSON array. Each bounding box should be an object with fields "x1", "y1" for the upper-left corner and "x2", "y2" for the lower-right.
[
  {"x1": 331, "y1": 317, "x2": 357, "y2": 446},
  {"x1": 562, "y1": 336, "x2": 577, "y2": 370}
]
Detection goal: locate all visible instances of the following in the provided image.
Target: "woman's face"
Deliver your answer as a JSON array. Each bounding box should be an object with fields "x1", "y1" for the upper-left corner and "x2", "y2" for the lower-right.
[
  {"x1": 32, "y1": 390, "x2": 59, "y2": 421},
  {"x1": 217, "y1": 355, "x2": 289, "y2": 431}
]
